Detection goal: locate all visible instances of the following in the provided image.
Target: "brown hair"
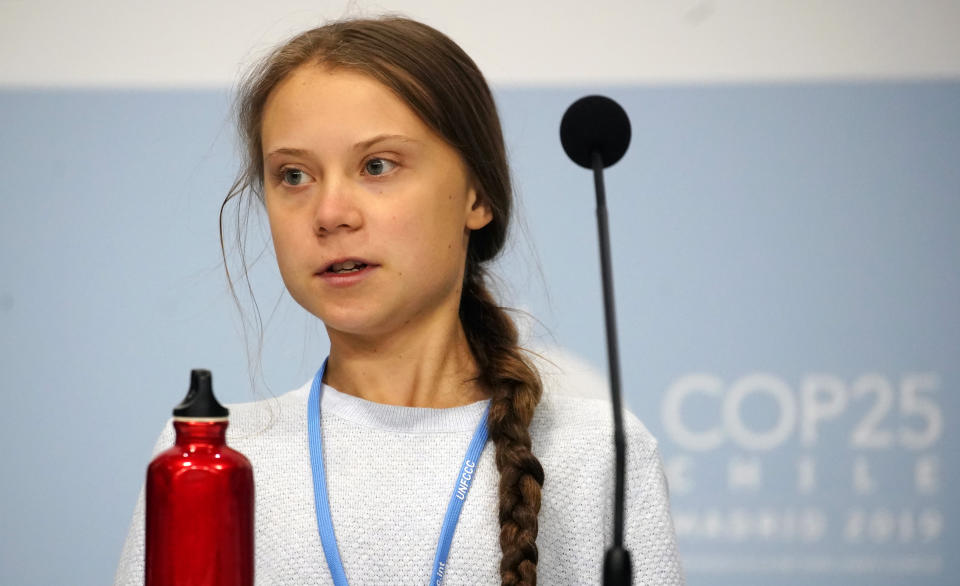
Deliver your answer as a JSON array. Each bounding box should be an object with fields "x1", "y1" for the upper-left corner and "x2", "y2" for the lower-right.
[{"x1": 221, "y1": 16, "x2": 545, "y2": 585}]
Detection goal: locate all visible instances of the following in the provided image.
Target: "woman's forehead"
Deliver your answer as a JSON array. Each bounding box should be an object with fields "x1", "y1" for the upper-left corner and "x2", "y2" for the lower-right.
[{"x1": 260, "y1": 66, "x2": 434, "y2": 152}]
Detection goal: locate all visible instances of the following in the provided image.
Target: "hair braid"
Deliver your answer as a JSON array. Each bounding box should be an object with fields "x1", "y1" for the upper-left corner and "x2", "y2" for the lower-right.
[{"x1": 461, "y1": 265, "x2": 545, "y2": 585}]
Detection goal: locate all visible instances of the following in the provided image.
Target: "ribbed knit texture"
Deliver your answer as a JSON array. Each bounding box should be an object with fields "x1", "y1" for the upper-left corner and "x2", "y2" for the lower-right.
[{"x1": 115, "y1": 377, "x2": 684, "y2": 585}]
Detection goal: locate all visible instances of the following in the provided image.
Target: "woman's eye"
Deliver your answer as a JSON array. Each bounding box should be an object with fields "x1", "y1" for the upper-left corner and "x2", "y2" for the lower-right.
[
  {"x1": 363, "y1": 158, "x2": 397, "y2": 176},
  {"x1": 281, "y1": 167, "x2": 313, "y2": 186}
]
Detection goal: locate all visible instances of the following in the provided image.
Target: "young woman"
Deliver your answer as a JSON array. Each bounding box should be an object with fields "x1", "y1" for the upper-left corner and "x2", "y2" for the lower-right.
[{"x1": 116, "y1": 16, "x2": 683, "y2": 586}]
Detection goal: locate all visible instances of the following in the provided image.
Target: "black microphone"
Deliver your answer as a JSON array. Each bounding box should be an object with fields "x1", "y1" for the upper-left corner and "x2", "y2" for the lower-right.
[{"x1": 560, "y1": 95, "x2": 633, "y2": 586}]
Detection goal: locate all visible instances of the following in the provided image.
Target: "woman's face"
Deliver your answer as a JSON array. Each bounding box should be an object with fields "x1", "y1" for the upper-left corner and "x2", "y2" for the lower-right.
[{"x1": 260, "y1": 65, "x2": 492, "y2": 339}]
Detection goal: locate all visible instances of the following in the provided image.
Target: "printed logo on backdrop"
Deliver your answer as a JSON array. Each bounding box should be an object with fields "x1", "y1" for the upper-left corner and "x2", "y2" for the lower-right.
[{"x1": 662, "y1": 372, "x2": 943, "y2": 577}]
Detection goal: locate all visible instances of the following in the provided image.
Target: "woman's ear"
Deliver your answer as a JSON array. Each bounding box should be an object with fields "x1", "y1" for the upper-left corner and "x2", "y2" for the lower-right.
[{"x1": 465, "y1": 186, "x2": 493, "y2": 230}]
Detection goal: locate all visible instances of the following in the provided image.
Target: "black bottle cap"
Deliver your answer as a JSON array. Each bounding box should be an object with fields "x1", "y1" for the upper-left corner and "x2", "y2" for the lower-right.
[{"x1": 173, "y1": 369, "x2": 229, "y2": 418}]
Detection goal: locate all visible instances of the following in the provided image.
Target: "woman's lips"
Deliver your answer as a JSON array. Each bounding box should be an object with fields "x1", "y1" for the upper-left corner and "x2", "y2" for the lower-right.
[
  {"x1": 316, "y1": 263, "x2": 378, "y2": 287},
  {"x1": 320, "y1": 256, "x2": 374, "y2": 271}
]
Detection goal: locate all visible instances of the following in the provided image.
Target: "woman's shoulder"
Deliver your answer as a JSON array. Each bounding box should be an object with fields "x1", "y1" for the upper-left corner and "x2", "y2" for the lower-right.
[
  {"x1": 532, "y1": 387, "x2": 659, "y2": 462},
  {"x1": 220, "y1": 380, "x2": 312, "y2": 440},
  {"x1": 226, "y1": 380, "x2": 310, "y2": 419},
  {"x1": 150, "y1": 380, "x2": 312, "y2": 454},
  {"x1": 528, "y1": 349, "x2": 660, "y2": 467}
]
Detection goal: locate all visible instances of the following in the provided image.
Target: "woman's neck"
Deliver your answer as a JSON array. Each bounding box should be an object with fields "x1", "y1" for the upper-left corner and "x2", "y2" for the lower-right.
[{"x1": 323, "y1": 316, "x2": 487, "y2": 408}]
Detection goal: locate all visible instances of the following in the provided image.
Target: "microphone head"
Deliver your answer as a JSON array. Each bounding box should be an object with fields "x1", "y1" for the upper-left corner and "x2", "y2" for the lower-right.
[{"x1": 560, "y1": 95, "x2": 631, "y2": 169}]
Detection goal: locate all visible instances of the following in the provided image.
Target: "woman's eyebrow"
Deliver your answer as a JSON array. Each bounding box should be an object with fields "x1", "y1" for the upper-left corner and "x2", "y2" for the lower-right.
[
  {"x1": 265, "y1": 135, "x2": 419, "y2": 159},
  {"x1": 354, "y1": 133, "x2": 419, "y2": 151},
  {"x1": 265, "y1": 147, "x2": 311, "y2": 159}
]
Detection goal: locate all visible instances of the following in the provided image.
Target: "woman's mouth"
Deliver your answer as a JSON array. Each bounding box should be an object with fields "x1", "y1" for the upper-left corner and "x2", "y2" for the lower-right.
[
  {"x1": 327, "y1": 260, "x2": 368, "y2": 274},
  {"x1": 318, "y1": 258, "x2": 377, "y2": 287}
]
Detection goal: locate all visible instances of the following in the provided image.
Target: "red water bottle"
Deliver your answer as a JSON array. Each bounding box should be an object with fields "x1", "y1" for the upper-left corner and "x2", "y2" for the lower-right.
[{"x1": 145, "y1": 370, "x2": 254, "y2": 585}]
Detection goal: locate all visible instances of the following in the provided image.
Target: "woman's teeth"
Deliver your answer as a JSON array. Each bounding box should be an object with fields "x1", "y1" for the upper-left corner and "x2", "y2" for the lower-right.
[{"x1": 330, "y1": 261, "x2": 366, "y2": 273}]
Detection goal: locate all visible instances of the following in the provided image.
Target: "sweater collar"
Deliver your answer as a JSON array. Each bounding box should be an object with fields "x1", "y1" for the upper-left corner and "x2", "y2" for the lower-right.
[{"x1": 319, "y1": 383, "x2": 491, "y2": 433}]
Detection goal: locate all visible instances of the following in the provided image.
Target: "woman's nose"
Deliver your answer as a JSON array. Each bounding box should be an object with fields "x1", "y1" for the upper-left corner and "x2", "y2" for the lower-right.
[{"x1": 312, "y1": 179, "x2": 363, "y2": 236}]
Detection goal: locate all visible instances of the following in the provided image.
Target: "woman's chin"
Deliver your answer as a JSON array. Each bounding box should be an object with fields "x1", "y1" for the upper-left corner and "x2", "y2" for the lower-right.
[
  {"x1": 319, "y1": 312, "x2": 398, "y2": 341},
  {"x1": 311, "y1": 295, "x2": 458, "y2": 344},
  {"x1": 298, "y1": 297, "x2": 391, "y2": 335}
]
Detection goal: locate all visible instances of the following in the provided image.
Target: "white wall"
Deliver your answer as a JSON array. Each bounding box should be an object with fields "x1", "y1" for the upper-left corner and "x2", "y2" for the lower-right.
[{"x1": 1, "y1": 0, "x2": 959, "y2": 88}]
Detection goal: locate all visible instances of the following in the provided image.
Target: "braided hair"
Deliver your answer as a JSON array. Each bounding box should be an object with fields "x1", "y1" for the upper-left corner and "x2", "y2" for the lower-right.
[
  {"x1": 222, "y1": 17, "x2": 546, "y2": 584},
  {"x1": 461, "y1": 265, "x2": 545, "y2": 584}
]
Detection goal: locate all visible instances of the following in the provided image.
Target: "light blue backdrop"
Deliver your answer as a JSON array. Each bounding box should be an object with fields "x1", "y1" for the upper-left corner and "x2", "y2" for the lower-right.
[{"x1": 1, "y1": 81, "x2": 957, "y2": 585}]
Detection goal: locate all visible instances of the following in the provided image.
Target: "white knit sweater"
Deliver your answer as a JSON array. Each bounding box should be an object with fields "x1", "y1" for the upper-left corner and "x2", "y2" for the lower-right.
[{"x1": 115, "y1": 374, "x2": 684, "y2": 585}]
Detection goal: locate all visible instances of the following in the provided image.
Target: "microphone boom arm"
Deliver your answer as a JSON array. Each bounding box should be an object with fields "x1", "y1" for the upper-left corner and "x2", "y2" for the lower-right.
[
  {"x1": 559, "y1": 94, "x2": 634, "y2": 585},
  {"x1": 593, "y1": 151, "x2": 632, "y2": 586}
]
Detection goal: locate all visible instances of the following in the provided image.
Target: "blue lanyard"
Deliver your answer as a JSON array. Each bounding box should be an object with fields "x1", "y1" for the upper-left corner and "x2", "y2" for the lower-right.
[{"x1": 307, "y1": 359, "x2": 491, "y2": 586}]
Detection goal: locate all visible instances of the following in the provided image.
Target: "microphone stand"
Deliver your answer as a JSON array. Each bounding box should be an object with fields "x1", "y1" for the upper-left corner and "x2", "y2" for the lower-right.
[
  {"x1": 592, "y1": 150, "x2": 632, "y2": 586},
  {"x1": 559, "y1": 94, "x2": 633, "y2": 585}
]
